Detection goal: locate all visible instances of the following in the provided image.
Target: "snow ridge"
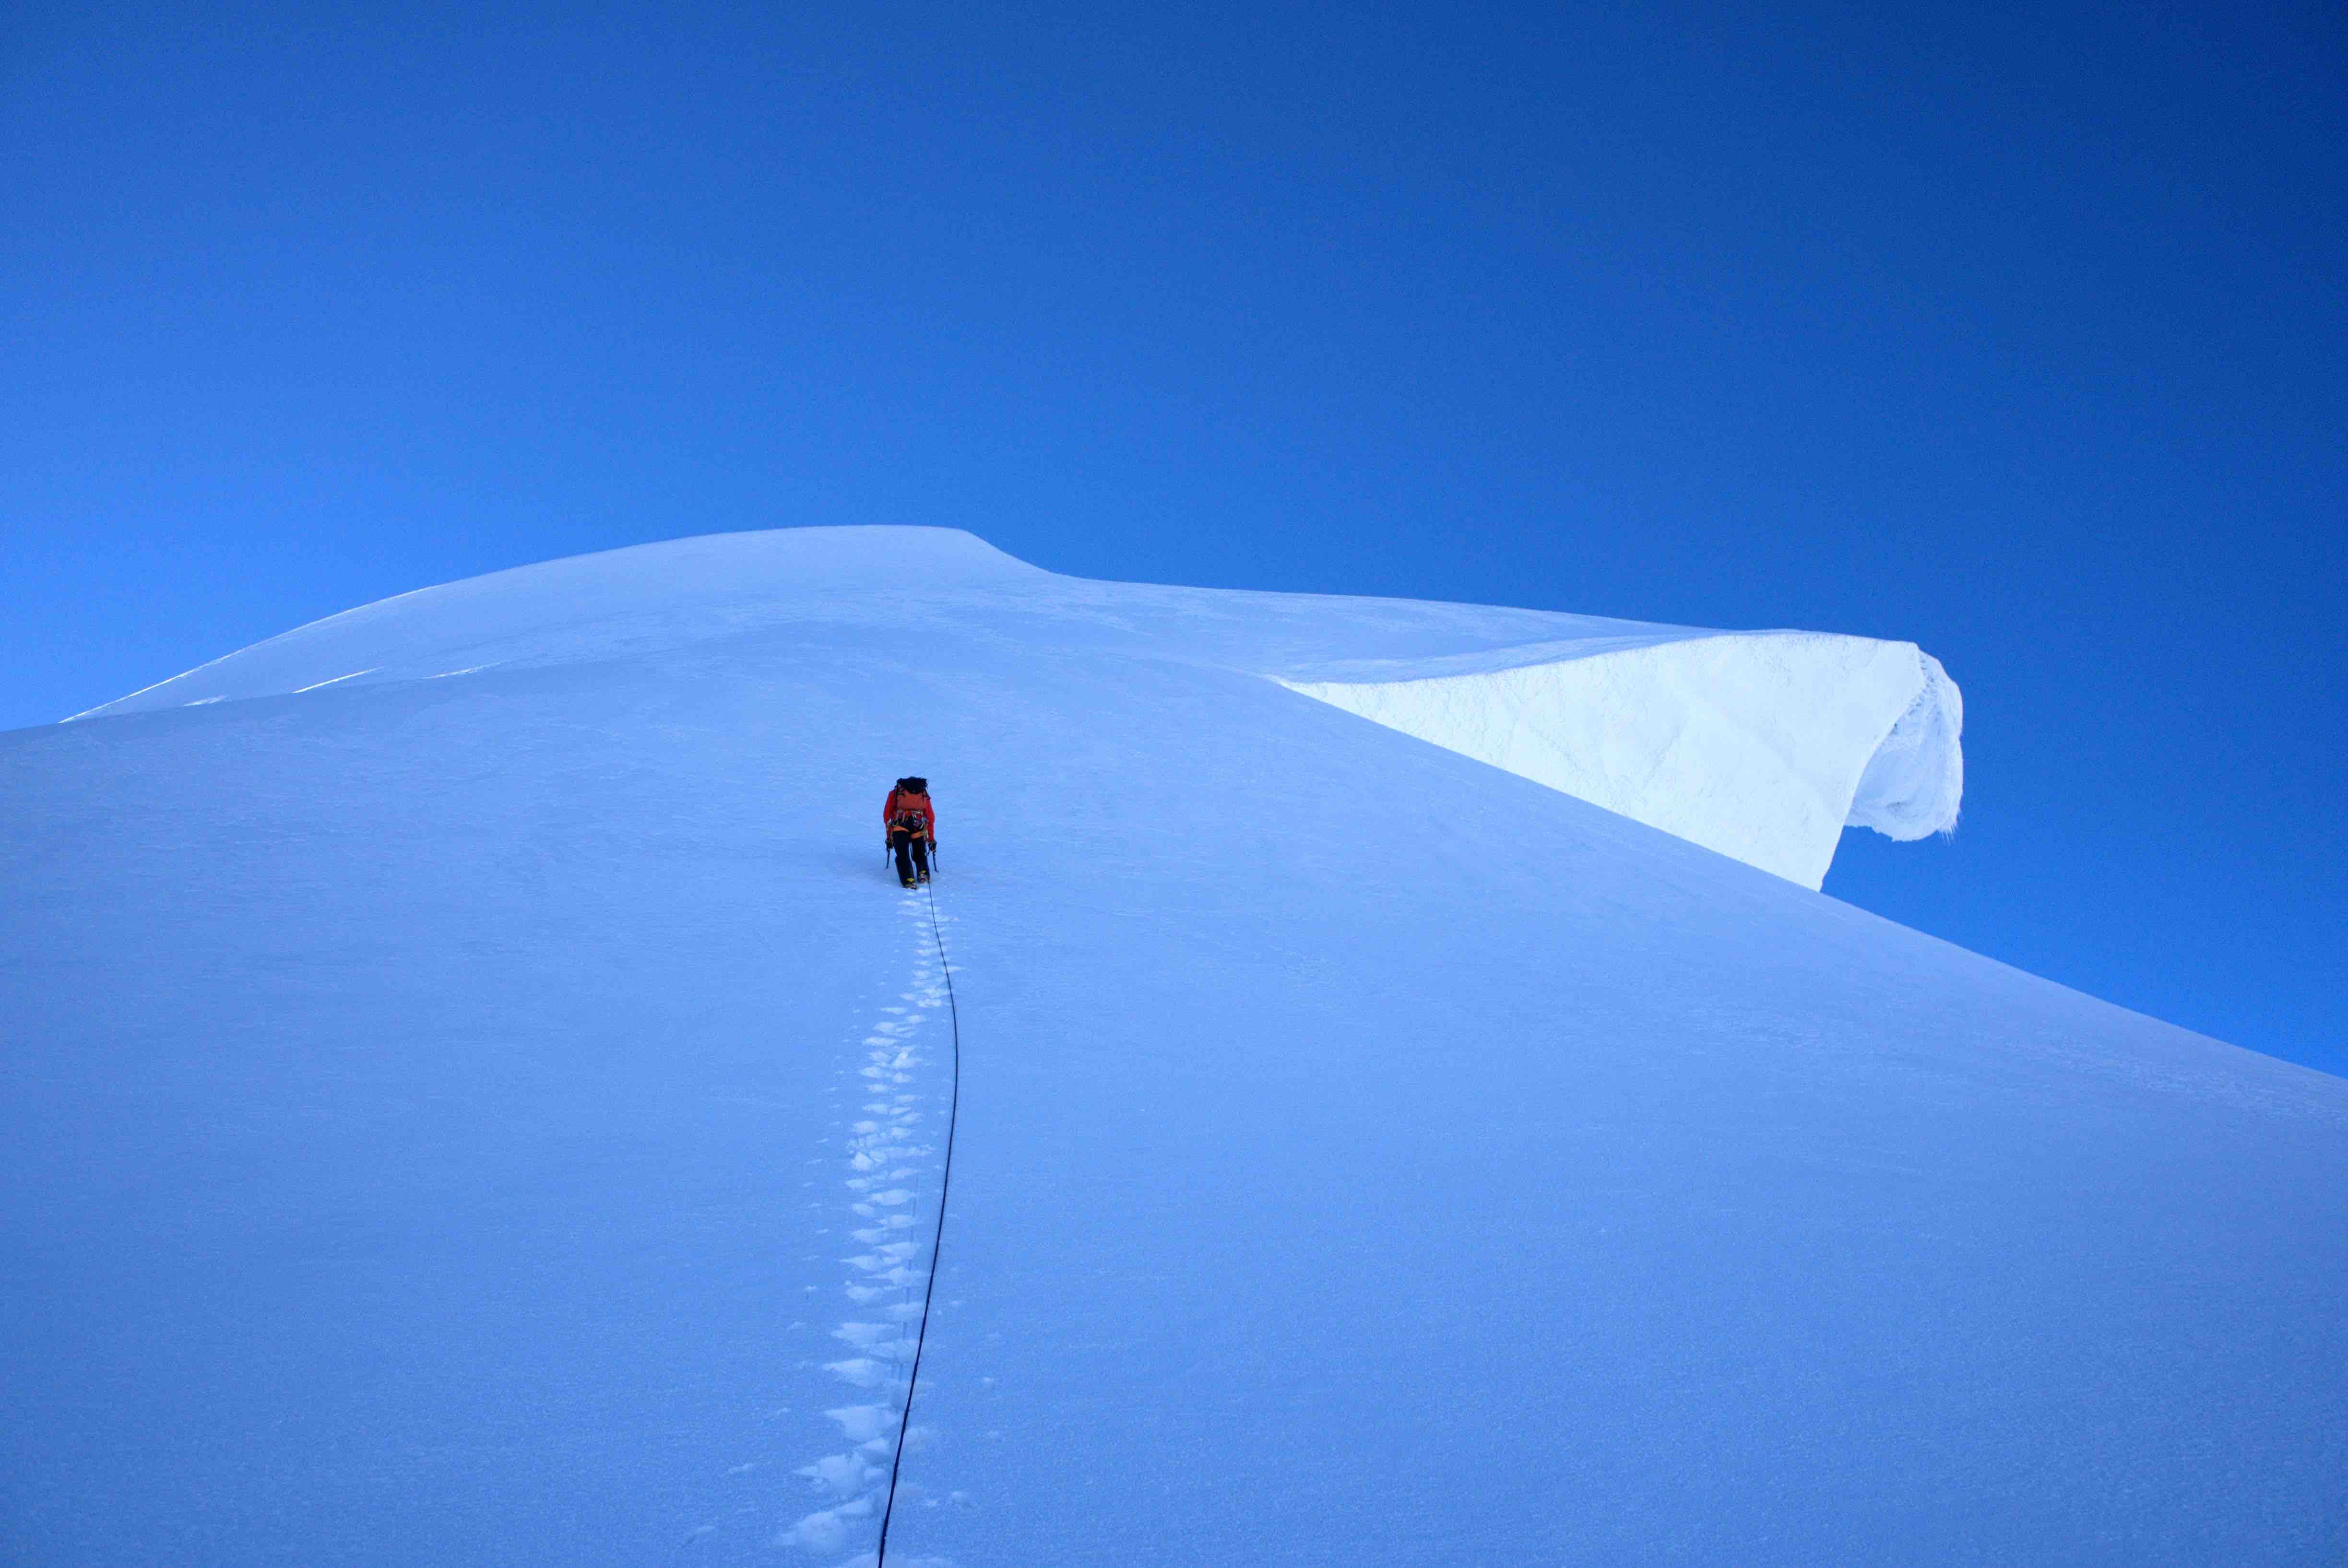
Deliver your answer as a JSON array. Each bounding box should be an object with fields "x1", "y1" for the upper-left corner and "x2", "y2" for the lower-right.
[
  {"x1": 61, "y1": 526, "x2": 1967, "y2": 886},
  {"x1": 781, "y1": 892, "x2": 956, "y2": 1565},
  {"x1": 1281, "y1": 632, "x2": 1963, "y2": 888},
  {"x1": 1846, "y1": 650, "x2": 1964, "y2": 841},
  {"x1": 14, "y1": 525, "x2": 2345, "y2": 1568}
]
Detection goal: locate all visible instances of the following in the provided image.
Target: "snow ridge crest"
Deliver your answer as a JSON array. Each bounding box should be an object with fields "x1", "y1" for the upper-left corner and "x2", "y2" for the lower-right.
[
  {"x1": 64, "y1": 527, "x2": 1962, "y2": 886},
  {"x1": 1282, "y1": 632, "x2": 1963, "y2": 889}
]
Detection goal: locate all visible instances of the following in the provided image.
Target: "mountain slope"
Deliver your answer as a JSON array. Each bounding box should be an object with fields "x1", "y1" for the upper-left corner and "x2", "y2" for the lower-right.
[
  {"x1": 67, "y1": 525, "x2": 1958, "y2": 891},
  {"x1": 4, "y1": 528, "x2": 2340, "y2": 1567}
]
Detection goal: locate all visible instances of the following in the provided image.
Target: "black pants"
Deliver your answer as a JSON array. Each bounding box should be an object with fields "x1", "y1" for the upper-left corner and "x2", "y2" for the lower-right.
[{"x1": 891, "y1": 830, "x2": 931, "y2": 883}]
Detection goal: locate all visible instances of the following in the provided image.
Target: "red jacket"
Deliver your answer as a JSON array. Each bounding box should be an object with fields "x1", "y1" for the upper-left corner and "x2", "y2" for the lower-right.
[{"x1": 884, "y1": 789, "x2": 934, "y2": 838}]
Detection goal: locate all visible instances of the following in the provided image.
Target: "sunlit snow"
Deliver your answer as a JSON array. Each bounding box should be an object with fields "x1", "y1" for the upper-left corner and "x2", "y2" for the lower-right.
[
  {"x1": 1284, "y1": 630, "x2": 1961, "y2": 887},
  {"x1": 71, "y1": 526, "x2": 1958, "y2": 887},
  {"x1": 6, "y1": 526, "x2": 2341, "y2": 1568}
]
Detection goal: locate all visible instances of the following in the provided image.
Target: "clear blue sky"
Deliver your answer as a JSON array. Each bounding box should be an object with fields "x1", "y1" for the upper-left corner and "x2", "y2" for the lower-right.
[{"x1": 5, "y1": 0, "x2": 2341, "y2": 1072}]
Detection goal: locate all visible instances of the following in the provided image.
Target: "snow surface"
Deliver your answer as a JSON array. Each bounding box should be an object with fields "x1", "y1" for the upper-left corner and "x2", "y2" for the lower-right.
[
  {"x1": 1284, "y1": 632, "x2": 1960, "y2": 887},
  {"x1": 4, "y1": 526, "x2": 2344, "y2": 1567},
  {"x1": 67, "y1": 526, "x2": 1958, "y2": 888}
]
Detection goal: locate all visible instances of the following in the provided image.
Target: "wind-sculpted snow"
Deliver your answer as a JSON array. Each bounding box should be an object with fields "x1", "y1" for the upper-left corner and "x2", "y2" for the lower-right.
[
  {"x1": 8, "y1": 526, "x2": 2343, "y2": 1567},
  {"x1": 1283, "y1": 633, "x2": 1962, "y2": 888},
  {"x1": 69, "y1": 525, "x2": 1958, "y2": 883}
]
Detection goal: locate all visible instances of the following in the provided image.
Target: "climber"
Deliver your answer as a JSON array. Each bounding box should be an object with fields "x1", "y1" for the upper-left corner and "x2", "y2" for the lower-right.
[{"x1": 884, "y1": 777, "x2": 935, "y2": 889}]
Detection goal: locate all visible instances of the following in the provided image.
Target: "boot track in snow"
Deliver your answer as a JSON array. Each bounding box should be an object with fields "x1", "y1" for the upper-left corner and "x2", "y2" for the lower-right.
[
  {"x1": 777, "y1": 882, "x2": 960, "y2": 1563},
  {"x1": 875, "y1": 879, "x2": 958, "y2": 1566}
]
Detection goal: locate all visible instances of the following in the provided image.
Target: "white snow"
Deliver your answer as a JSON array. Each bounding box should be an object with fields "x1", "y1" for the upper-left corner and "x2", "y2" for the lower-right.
[
  {"x1": 5, "y1": 526, "x2": 2342, "y2": 1568},
  {"x1": 66, "y1": 525, "x2": 1957, "y2": 884},
  {"x1": 1284, "y1": 631, "x2": 1961, "y2": 887}
]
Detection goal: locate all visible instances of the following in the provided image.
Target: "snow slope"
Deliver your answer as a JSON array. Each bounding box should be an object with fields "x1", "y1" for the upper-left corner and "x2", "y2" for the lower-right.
[
  {"x1": 4, "y1": 527, "x2": 2342, "y2": 1567},
  {"x1": 68, "y1": 526, "x2": 1958, "y2": 889}
]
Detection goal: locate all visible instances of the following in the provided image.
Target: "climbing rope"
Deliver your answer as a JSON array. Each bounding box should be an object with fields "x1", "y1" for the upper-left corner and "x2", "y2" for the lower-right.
[{"x1": 874, "y1": 880, "x2": 960, "y2": 1566}]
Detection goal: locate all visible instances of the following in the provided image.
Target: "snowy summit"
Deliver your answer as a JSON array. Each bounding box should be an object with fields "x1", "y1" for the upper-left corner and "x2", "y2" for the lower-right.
[
  {"x1": 72, "y1": 525, "x2": 1959, "y2": 888},
  {"x1": 4, "y1": 527, "x2": 2341, "y2": 1567}
]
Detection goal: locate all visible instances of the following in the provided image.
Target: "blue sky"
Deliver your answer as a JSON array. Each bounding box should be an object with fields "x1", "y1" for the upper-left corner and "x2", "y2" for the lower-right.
[{"x1": 4, "y1": 0, "x2": 2341, "y2": 1072}]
